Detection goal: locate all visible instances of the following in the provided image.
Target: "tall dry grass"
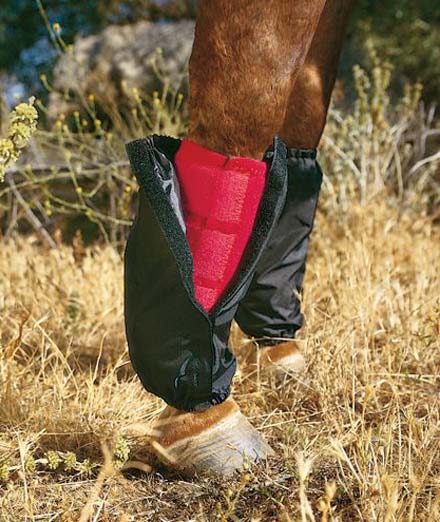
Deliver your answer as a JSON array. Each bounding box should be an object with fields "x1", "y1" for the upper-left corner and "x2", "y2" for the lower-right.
[
  {"x1": 0, "y1": 198, "x2": 439, "y2": 521},
  {"x1": 1, "y1": 28, "x2": 439, "y2": 521}
]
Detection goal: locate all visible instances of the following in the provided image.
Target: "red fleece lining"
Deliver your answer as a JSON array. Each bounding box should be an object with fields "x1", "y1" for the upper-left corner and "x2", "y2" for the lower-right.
[{"x1": 175, "y1": 139, "x2": 267, "y2": 311}]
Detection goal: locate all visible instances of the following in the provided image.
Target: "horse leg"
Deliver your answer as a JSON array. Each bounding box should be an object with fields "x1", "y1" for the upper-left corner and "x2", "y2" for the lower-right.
[
  {"x1": 188, "y1": 0, "x2": 327, "y2": 159},
  {"x1": 150, "y1": 0, "x2": 328, "y2": 477},
  {"x1": 280, "y1": 0, "x2": 355, "y2": 148},
  {"x1": 236, "y1": 0, "x2": 355, "y2": 373}
]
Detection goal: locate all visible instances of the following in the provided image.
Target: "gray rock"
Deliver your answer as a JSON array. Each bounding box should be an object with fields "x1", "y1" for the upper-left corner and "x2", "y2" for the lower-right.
[{"x1": 48, "y1": 20, "x2": 195, "y2": 118}]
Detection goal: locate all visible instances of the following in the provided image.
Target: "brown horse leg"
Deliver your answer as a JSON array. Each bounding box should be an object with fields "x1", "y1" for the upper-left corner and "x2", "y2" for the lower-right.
[
  {"x1": 280, "y1": 0, "x2": 355, "y2": 148},
  {"x1": 152, "y1": 0, "x2": 329, "y2": 477},
  {"x1": 235, "y1": 1, "x2": 355, "y2": 371},
  {"x1": 188, "y1": 0, "x2": 327, "y2": 159}
]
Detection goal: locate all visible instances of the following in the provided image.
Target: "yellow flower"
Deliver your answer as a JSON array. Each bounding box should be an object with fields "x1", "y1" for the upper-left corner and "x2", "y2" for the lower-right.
[
  {"x1": 12, "y1": 102, "x2": 38, "y2": 123},
  {"x1": 0, "y1": 139, "x2": 18, "y2": 180},
  {"x1": 0, "y1": 138, "x2": 16, "y2": 159},
  {"x1": 10, "y1": 122, "x2": 33, "y2": 148},
  {"x1": 0, "y1": 98, "x2": 38, "y2": 182}
]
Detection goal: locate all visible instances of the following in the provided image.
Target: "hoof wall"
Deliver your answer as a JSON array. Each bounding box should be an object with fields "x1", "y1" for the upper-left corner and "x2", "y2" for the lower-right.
[{"x1": 152, "y1": 399, "x2": 273, "y2": 477}]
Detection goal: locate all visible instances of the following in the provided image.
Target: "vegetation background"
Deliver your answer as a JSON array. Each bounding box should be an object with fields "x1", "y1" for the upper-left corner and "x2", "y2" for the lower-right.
[
  {"x1": 2, "y1": 1, "x2": 440, "y2": 102},
  {"x1": 0, "y1": 1, "x2": 439, "y2": 521}
]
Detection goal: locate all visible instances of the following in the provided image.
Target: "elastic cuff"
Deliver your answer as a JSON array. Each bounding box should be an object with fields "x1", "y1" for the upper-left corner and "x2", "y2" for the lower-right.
[
  {"x1": 287, "y1": 148, "x2": 317, "y2": 160},
  {"x1": 251, "y1": 336, "x2": 297, "y2": 348},
  {"x1": 190, "y1": 389, "x2": 231, "y2": 412}
]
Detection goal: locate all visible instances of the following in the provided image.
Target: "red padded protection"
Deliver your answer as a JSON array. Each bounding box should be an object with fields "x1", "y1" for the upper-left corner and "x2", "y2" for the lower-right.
[{"x1": 175, "y1": 139, "x2": 267, "y2": 312}]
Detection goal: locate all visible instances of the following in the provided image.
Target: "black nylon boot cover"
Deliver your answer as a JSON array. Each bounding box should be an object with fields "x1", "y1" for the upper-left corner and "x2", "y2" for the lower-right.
[
  {"x1": 235, "y1": 148, "x2": 322, "y2": 342},
  {"x1": 124, "y1": 135, "x2": 287, "y2": 411}
]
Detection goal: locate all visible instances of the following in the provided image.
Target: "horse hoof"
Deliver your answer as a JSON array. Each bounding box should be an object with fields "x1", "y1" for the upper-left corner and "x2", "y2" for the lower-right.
[
  {"x1": 150, "y1": 397, "x2": 273, "y2": 477},
  {"x1": 242, "y1": 341, "x2": 306, "y2": 376}
]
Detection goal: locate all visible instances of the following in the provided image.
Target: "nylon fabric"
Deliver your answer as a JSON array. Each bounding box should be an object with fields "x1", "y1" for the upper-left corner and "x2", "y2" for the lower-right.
[
  {"x1": 235, "y1": 148, "x2": 322, "y2": 341},
  {"x1": 124, "y1": 135, "x2": 287, "y2": 411}
]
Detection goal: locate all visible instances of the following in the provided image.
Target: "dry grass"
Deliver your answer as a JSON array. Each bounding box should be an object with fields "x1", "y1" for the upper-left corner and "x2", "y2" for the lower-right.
[{"x1": 1, "y1": 197, "x2": 439, "y2": 521}]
